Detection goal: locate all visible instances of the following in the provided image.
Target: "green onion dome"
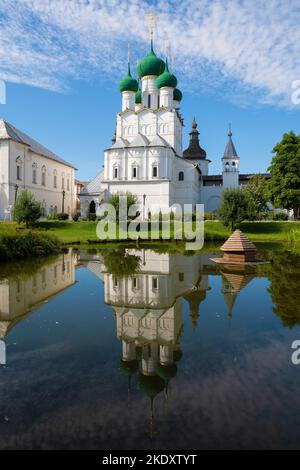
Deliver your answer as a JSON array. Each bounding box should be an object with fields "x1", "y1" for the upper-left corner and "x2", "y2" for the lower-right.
[
  {"x1": 155, "y1": 363, "x2": 177, "y2": 381},
  {"x1": 137, "y1": 41, "x2": 165, "y2": 79},
  {"x1": 119, "y1": 359, "x2": 139, "y2": 376},
  {"x1": 156, "y1": 58, "x2": 177, "y2": 89},
  {"x1": 137, "y1": 373, "x2": 165, "y2": 399},
  {"x1": 135, "y1": 87, "x2": 142, "y2": 104},
  {"x1": 173, "y1": 88, "x2": 183, "y2": 102},
  {"x1": 119, "y1": 63, "x2": 138, "y2": 93}
]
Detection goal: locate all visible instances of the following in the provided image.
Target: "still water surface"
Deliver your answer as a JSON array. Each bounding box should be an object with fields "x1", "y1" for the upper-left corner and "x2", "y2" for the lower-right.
[{"x1": 0, "y1": 245, "x2": 300, "y2": 450}]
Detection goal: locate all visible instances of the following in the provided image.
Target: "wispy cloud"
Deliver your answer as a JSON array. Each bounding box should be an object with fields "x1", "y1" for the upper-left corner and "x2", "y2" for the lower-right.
[{"x1": 0, "y1": 0, "x2": 299, "y2": 107}]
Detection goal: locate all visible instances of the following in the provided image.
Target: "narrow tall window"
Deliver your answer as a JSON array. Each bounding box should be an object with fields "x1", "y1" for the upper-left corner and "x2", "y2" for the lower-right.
[
  {"x1": 152, "y1": 166, "x2": 158, "y2": 178},
  {"x1": 152, "y1": 278, "x2": 158, "y2": 289},
  {"x1": 157, "y1": 95, "x2": 160, "y2": 108},
  {"x1": 42, "y1": 167, "x2": 46, "y2": 186},
  {"x1": 148, "y1": 94, "x2": 151, "y2": 108},
  {"x1": 62, "y1": 177, "x2": 65, "y2": 189},
  {"x1": 67, "y1": 179, "x2": 70, "y2": 191},
  {"x1": 16, "y1": 165, "x2": 21, "y2": 180},
  {"x1": 179, "y1": 171, "x2": 184, "y2": 181},
  {"x1": 32, "y1": 167, "x2": 37, "y2": 184},
  {"x1": 114, "y1": 167, "x2": 118, "y2": 179},
  {"x1": 53, "y1": 171, "x2": 57, "y2": 188},
  {"x1": 132, "y1": 167, "x2": 137, "y2": 178}
]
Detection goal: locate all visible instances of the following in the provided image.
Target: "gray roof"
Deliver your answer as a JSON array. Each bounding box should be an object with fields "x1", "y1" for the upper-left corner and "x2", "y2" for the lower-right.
[
  {"x1": 0, "y1": 119, "x2": 77, "y2": 169},
  {"x1": 223, "y1": 130, "x2": 238, "y2": 159},
  {"x1": 80, "y1": 170, "x2": 104, "y2": 195},
  {"x1": 203, "y1": 173, "x2": 270, "y2": 181}
]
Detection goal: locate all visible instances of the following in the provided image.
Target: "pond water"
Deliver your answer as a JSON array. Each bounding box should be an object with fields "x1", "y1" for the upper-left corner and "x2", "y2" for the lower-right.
[{"x1": 0, "y1": 244, "x2": 300, "y2": 450}]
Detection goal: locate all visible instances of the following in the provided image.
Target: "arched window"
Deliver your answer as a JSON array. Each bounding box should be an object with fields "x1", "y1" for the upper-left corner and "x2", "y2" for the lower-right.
[
  {"x1": 132, "y1": 166, "x2": 137, "y2": 178},
  {"x1": 16, "y1": 156, "x2": 23, "y2": 181},
  {"x1": 32, "y1": 163, "x2": 37, "y2": 184},
  {"x1": 152, "y1": 166, "x2": 158, "y2": 178},
  {"x1": 232, "y1": 161, "x2": 236, "y2": 172},
  {"x1": 41, "y1": 165, "x2": 46, "y2": 186},
  {"x1": 53, "y1": 170, "x2": 57, "y2": 188},
  {"x1": 225, "y1": 162, "x2": 230, "y2": 172},
  {"x1": 67, "y1": 178, "x2": 70, "y2": 191},
  {"x1": 178, "y1": 171, "x2": 184, "y2": 181},
  {"x1": 113, "y1": 166, "x2": 119, "y2": 179}
]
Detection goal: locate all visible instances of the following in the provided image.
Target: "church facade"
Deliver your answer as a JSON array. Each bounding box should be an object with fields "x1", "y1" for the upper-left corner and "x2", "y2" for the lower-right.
[{"x1": 80, "y1": 40, "x2": 265, "y2": 216}]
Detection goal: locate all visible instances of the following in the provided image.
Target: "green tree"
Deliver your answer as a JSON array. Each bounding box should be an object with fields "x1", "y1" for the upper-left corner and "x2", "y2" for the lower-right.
[
  {"x1": 218, "y1": 188, "x2": 256, "y2": 231},
  {"x1": 267, "y1": 250, "x2": 300, "y2": 328},
  {"x1": 107, "y1": 192, "x2": 139, "y2": 221},
  {"x1": 13, "y1": 190, "x2": 42, "y2": 227},
  {"x1": 244, "y1": 174, "x2": 268, "y2": 218},
  {"x1": 102, "y1": 248, "x2": 141, "y2": 277},
  {"x1": 267, "y1": 131, "x2": 300, "y2": 220}
]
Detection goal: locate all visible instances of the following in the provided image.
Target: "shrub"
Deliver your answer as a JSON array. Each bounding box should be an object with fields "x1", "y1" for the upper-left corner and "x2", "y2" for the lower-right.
[
  {"x1": 13, "y1": 190, "x2": 42, "y2": 227},
  {"x1": 47, "y1": 212, "x2": 69, "y2": 221},
  {"x1": 72, "y1": 212, "x2": 80, "y2": 222},
  {"x1": 87, "y1": 213, "x2": 97, "y2": 221},
  {"x1": 274, "y1": 212, "x2": 289, "y2": 221},
  {"x1": 0, "y1": 232, "x2": 61, "y2": 261}
]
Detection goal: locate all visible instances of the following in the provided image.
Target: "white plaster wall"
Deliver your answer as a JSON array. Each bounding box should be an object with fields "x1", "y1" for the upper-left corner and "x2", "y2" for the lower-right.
[
  {"x1": 202, "y1": 185, "x2": 223, "y2": 212},
  {"x1": 1, "y1": 140, "x2": 76, "y2": 218},
  {"x1": 0, "y1": 140, "x2": 9, "y2": 218}
]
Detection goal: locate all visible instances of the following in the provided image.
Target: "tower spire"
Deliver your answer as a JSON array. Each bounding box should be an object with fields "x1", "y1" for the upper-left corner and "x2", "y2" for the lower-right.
[
  {"x1": 146, "y1": 12, "x2": 157, "y2": 50},
  {"x1": 183, "y1": 117, "x2": 207, "y2": 160},
  {"x1": 127, "y1": 43, "x2": 131, "y2": 76}
]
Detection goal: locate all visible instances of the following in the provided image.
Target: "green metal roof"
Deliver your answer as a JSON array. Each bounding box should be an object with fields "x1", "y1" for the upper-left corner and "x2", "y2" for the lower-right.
[
  {"x1": 137, "y1": 40, "x2": 165, "y2": 78},
  {"x1": 119, "y1": 63, "x2": 138, "y2": 93},
  {"x1": 156, "y1": 58, "x2": 177, "y2": 89}
]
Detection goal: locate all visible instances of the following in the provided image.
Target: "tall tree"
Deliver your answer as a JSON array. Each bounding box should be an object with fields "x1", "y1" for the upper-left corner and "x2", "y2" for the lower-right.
[
  {"x1": 244, "y1": 174, "x2": 268, "y2": 218},
  {"x1": 218, "y1": 188, "x2": 256, "y2": 231},
  {"x1": 267, "y1": 131, "x2": 300, "y2": 220}
]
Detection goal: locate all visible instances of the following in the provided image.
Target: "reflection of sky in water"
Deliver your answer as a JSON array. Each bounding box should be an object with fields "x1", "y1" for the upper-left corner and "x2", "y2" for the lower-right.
[{"x1": 0, "y1": 247, "x2": 300, "y2": 450}]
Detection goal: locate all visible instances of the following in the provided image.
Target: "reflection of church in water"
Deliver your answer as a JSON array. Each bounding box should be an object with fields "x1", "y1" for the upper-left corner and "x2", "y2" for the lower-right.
[
  {"x1": 0, "y1": 248, "x2": 255, "y2": 434},
  {"x1": 80, "y1": 249, "x2": 255, "y2": 434},
  {"x1": 0, "y1": 251, "x2": 76, "y2": 365}
]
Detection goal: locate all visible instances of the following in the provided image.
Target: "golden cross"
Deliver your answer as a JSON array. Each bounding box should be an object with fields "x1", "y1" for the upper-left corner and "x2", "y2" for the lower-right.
[
  {"x1": 163, "y1": 35, "x2": 169, "y2": 58},
  {"x1": 127, "y1": 43, "x2": 131, "y2": 63},
  {"x1": 146, "y1": 12, "x2": 157, "y2": 41}
]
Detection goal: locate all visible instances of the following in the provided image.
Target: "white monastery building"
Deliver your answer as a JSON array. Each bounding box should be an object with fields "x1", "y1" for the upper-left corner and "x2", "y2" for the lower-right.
[
  {"x1": 0, "y1": 119, "x2": 77, "y2": 219},
  {"x1": 80, "y1": 38, "x2": 268, "y2": 216}
]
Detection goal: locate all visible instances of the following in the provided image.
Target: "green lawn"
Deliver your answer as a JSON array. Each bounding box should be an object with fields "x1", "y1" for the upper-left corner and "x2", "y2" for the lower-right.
[{"x1": 1, "y1": 220, "x2": 299, "y2": 244}]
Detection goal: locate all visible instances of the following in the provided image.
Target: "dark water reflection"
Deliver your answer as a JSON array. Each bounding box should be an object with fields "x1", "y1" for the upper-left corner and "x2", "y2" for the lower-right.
[{"x1": 0, "y1": 245, "x2": 300, "y2": 450}]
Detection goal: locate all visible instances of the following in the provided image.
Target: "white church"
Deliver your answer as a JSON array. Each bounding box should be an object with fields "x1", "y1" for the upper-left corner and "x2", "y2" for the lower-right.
[{"x1": 80, "y1": 37, "x2": 264, "y2": 217}]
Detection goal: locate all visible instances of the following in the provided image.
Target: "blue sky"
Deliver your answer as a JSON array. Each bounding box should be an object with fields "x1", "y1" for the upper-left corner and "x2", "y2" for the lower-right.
[{"x1": 0, "y1": 0, "x2": 300, "y2": 181}]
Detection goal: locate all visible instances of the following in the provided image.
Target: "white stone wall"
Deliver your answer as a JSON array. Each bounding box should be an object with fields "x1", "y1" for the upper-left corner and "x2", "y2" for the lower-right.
[
  {"x1": 0, "y1": 139, "x2": 76, "y2": 219},
  {"x1": 116, "y1": 107, "x2": 182, "y2": 156},
  {"x1": 201, "y1": 185, "x2": 223, "y2": 212}
]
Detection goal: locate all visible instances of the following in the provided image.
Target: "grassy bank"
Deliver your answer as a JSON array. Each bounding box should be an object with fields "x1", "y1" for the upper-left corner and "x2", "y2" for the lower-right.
[
  {"x1": 0, "y1": 230, "x2": 61, "y2": 261},
  {"x1": 0, "y1": 220, "x2": 299, "y2": 248}
]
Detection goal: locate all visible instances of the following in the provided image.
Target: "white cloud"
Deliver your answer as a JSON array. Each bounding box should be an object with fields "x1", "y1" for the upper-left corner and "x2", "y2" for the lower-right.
[{"x1": 0, "y1": 0, "x2": 299, "y2": 107}]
